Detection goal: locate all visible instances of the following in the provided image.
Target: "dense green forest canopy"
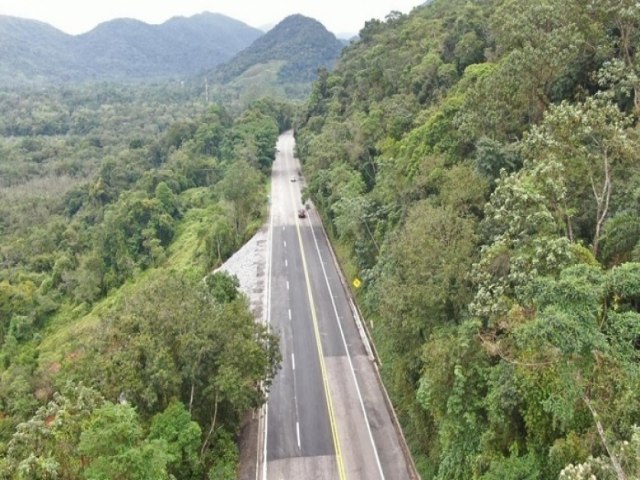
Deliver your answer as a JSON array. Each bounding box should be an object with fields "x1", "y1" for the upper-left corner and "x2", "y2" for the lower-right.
[
  {"x1": 296, "y1": 0, "x2": 640, "y2": 478},
  {"x1": 0, "y1": 83, "x2": 292, "y2": 478}
]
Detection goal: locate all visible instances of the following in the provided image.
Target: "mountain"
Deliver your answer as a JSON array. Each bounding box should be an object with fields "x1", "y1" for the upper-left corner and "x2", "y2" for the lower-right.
[
  {"x1": 0, "y1": 15, "x2": 78, "y2": 84},
  {"x1": 75, "y1": 13, "x2": 263, "y2": 79},
  {"x1": 0, "y1": 13, "x2": 263, "y2": 85},
  {"x1": 211, "y1": 14, "x2": 344, "y2": 86}
]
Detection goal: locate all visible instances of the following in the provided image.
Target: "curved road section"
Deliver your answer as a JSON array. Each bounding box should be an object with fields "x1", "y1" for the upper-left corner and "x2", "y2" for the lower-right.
[{"x1": 260, "y1": 131, "x2": 414, "y2": 480}]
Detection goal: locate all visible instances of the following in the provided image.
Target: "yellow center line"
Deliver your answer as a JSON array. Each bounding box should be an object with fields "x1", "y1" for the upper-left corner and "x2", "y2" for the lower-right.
[{"x1": 287, "y1": 165, "x2": 347, "y2": 480}]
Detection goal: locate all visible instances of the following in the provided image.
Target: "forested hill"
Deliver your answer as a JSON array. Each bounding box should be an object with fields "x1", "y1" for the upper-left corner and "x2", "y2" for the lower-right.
[
  {"x1": 0, "y1": 13, "x2": 262, "y2": 85},
  {"x1": 0, "y1": 84, "x2": 292, "y2": 477},
  {"x1": 0, "y1": 16, "x2": 77, "y2": 84},
  {"x1": 208, "y1": 14, "x2": 344, "y2": 89},
  {"x1": 297, "y1": 0, "x2": 640, "y2": 478}
]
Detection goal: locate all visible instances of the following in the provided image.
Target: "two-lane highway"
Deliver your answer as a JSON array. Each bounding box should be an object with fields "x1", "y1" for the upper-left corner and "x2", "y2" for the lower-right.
[{"x1": 261, "y1": 131, "x2": 414, "y2": 480}]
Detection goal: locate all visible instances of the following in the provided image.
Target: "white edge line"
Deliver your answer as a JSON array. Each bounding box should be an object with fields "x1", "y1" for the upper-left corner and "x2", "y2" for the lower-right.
[
  {"x1": 296, "y1": 421, "x2": 301, "y2": 450},
  {"x1": 306, "y1": 213, "x2": 386, "y2": 480}
]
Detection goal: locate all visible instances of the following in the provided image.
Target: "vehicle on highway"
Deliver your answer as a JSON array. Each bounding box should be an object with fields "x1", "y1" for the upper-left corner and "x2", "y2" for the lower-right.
[
  {"x1": 297, "y1": 208, "x2": 306, "y2": 218},
  {"x1": 290, "y1": 176, "x2": 297, "y2": 182}
]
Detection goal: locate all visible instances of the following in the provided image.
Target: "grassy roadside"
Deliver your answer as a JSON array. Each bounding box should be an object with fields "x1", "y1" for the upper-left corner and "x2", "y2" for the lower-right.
[{"x1": 37, "y1": 188, "x2": 221, "y2": 372}]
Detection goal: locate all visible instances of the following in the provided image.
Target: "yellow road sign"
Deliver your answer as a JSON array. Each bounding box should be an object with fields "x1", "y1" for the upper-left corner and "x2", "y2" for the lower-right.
[{"x1": 353, "y1": 278, "x2": 362, "y2": 288}]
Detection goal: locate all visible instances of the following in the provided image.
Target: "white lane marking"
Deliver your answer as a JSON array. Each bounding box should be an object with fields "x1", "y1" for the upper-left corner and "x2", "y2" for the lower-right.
[
  {"x1": 286, "y1": 281, "x2": 290, "y2": 290},
  {"x1": 292, "y1": 352, "x2": 302, "y2": 453},
  {"x1": 285, "y1": 259, "x2": 288, "y2": 268},
  {"x1": 307, "y1": 216, "x2": 386, "y2": 480},
  {"x1": 284, "y1": 240, "x2": 287, "y2": 248},
  {"x1": 288, "y1": 309, "x2": 292, "y2": 321}
]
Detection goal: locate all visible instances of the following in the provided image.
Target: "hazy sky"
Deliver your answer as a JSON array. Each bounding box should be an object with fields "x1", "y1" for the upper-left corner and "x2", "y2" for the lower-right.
[{"x1": 0, "y1": 1, "x2": 423, "y2": 36}]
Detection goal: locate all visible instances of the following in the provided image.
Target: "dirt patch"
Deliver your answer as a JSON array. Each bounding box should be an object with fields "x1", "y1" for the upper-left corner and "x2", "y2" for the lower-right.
[{"x1": 237, "y1": 410, "x2": 259, "y2": 480}]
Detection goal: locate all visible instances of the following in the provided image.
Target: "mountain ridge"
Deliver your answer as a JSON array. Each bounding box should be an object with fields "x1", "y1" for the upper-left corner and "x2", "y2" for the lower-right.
[{"x1": 0, "y1": 12, "x2": 263, "y2": 85}]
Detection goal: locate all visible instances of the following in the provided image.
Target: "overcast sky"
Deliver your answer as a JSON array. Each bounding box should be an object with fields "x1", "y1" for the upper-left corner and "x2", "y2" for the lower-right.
[{"x1": 0, "y1": 1, "x2": 424, "y2": 36}]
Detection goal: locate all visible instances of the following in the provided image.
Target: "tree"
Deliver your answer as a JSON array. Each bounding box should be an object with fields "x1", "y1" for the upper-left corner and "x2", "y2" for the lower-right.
[
  {"x1": 79, "y1": 403, "x2": 172, "y2": 480},
  {"x1": 216, "y1": 160, "x2": 264, "y2": 237},
  {"x1": 204, "y1": 272, "x2": 240, "y2": 304},
  {"x1": 154, "y1": 181, "x2": 179, "y2": 217},
  {"x1": 148, "y1": 401, "x2": 202, "y2": 480},
  {"x1": 202, "y1": 213, "x2": 236, "y2": 268},
  {"x1": 93, "y1": 272, "x2": 279, "y2": 471},
  {"x1": 592, "y1": 1, "x2": 640, "y2": 114},
  {"x1": 471, "y1": 97, "x2": 637, "y2": 325},
  {"x1": 1, "y1": 383, "x2": 105, "y2": 480},
  {"x1": 601, "y1": 211, "x2": 640, "y2": 264},
  {"x1": 470, "y1": 159, "x2": 576, "y2": 325},
  {"x1": 520, "y1": 98, "x2": 637, "y2": 257},
  {"x1": 560, "y1": 426, "x2": 640, "y2": 480},
  {"x1": 370, "y1": 200, "x2": 479, "y2": 464},
  {"x1": 508, "y1": 264, "x2": 640, "y2": 479}
]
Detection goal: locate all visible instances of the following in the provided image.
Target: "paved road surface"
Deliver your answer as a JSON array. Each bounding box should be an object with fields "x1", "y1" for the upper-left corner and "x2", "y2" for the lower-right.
[{"x1": 261, "y1": 131, "x2": 414, "y2": 480}]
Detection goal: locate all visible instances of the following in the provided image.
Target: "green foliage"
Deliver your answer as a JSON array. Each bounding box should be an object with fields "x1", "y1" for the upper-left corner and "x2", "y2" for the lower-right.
[
  {"x1": 559, "y1": 426, "x2": 640, "y2": 479},
  {"x1": 205, "y1": 272, "x2": 240, "y2": 304},
  {"x1": 296, "y1": 0, "x2": 640, "y2": 477},
  {"x1": 79, "y1": 403, "x2": 172, "y2": 480},
  {"x1": 217, "y1": 160, "x2": 266, "y2": 237},
  {"x1": 148, "y1": 402, "x2": 202, "y2": 479},
  {"x1": 1, "y1": 383, "x2": 105, "y2": 479},
  {"x1": 0, "y1": 83, "x2": 288, "y2": 474},
  {"x1": 375, "y1": 201, "x2": 478, "y2": 379},
  {"x1": 418, "y1": 323, "x2": 490, "y2": 479},
  {"x1": 601, "y1": 211, "x2": 640, "y2": 263},
  {"x1": 90, "y1": 271, "x2": 279, "y2": 431},
  {"x1": 205, "y1": 429, "x2": 239, "y2": 480},
  {"x1": 480, "y1": 453, "x2": 540, "y2": 480}
]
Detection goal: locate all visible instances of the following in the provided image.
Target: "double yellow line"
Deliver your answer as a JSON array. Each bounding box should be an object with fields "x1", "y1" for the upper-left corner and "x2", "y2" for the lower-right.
[{"x1": 288, "y1": 179, "x2": 347, "y2": 480}]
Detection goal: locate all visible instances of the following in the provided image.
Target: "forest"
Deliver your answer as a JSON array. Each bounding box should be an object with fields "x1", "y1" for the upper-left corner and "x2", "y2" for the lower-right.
[
  {"x1": 0, "y1": 82, "x2": 291, "y2": 478},
  {"x1": 296, "y1": 0, "x2": 640, "y2": 478}
]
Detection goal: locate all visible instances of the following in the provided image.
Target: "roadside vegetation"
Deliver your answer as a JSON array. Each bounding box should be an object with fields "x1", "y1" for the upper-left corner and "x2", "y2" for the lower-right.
[
  {"x1": 0, "y1": 83, "x2": 292, "y2": 478},
  {"x1": 296, "y1": 0, "x2": 640, "y2": 478}
]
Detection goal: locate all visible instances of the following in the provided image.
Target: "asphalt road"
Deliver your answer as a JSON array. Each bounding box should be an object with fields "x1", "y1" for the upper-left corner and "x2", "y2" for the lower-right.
[{"x1": 262, "y1": 131, "x2": 413, "y2": 480}]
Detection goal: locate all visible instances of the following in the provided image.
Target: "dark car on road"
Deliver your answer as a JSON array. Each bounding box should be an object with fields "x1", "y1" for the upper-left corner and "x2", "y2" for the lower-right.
[{"x1": 297, "y1": 208, "x2": 306, "y2": 218}]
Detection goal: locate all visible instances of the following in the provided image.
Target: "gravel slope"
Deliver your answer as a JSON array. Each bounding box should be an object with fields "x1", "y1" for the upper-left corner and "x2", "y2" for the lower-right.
[{"x1": 216, "y1": 225, "x2": 268, "y2": 320}]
